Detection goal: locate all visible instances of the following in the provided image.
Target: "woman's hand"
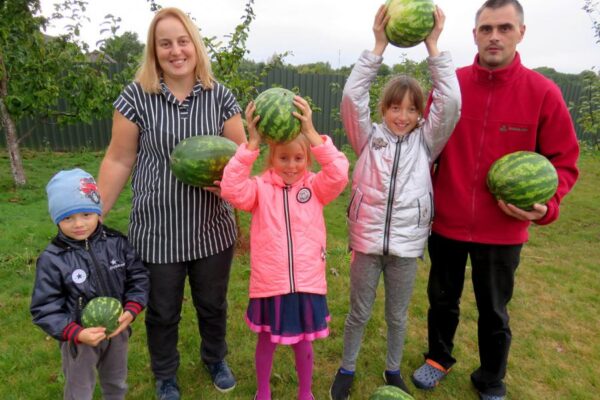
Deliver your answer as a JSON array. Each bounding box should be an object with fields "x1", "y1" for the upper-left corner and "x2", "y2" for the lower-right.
[{"x1": 203, "y1": 180, "x2": 222, "y2": 197}]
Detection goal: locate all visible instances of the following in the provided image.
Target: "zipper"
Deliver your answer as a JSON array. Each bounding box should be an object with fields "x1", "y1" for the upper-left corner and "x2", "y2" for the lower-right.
[
  {"x1": 85, "y1": 238, "x2": 111, "y2": 297},
  {"x1": 283, "y1": 185, "x2": 295, "y2": 293},
  {"x1": 383, "y1": 137, "x2": 403, "y2": 255},
  {"x1": 429, "y1": 192, "x2": 434, "y2": 234},
  {"x1": 470, "y1": 74, "x2": 494, "y2": 241},
  {"x1": 77, "y1": 296, "x2": 84, "y2": 323},
  {"x1": 346, "y1": 190, "x2": 357, "y2": 218}
]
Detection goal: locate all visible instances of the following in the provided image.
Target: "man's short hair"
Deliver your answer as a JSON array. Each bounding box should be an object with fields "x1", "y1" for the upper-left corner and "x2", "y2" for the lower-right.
[{"x1": 475, "y1": 0, "x2": 524, "y2": 25}]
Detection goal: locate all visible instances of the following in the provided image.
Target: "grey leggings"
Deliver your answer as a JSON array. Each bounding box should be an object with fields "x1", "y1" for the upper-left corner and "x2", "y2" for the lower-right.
[{"x1": 341, "y1": 251, "x2": 418, "y2": 372}]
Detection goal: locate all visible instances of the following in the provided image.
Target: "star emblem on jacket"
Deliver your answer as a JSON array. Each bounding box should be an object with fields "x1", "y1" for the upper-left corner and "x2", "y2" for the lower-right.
[
  {"x1": 72, "y1": 268, "x2": 87, "y2": 284},
  {"x1": 372, "y1": 137, "x2": 388, "y2": 150}
]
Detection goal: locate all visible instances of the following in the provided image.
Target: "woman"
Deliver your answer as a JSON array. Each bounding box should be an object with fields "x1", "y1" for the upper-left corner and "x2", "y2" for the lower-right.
[{"x1": 97, "y1": 7, "x2": 246, "y2": 400}]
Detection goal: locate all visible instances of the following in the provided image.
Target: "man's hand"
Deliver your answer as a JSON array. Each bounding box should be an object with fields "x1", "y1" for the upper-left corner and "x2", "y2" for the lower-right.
[{"x1": 498, "y1": 200, "x2": 548, "y2": 221}]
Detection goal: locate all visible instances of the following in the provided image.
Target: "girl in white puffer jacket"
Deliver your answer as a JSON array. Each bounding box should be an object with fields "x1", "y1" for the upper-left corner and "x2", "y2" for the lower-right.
[{"x1": 330, "y1": 5, "x2": 461, "y2": 399}]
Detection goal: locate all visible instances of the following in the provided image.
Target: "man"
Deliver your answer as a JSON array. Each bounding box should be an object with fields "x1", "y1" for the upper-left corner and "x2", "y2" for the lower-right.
[{"x1": 411, "y1": 1, "x2": 579, "y2": 400}]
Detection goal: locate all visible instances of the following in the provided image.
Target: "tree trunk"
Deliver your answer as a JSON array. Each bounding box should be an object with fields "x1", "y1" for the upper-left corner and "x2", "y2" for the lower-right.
[
  {"x1": 0, "y1": 48, "x2": 27, "y2": 186},
  {"x1": 0, "y1": 98, "x2": 27, "y2": 186}
]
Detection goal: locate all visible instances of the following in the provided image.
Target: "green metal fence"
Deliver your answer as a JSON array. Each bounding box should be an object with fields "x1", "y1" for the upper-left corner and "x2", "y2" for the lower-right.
[
  {"x1": 262, "y1": 68, "x2": 347, "y2": 148},
  {"x1": 0, "y1": 70, "x2": 590, "y2": 151}
]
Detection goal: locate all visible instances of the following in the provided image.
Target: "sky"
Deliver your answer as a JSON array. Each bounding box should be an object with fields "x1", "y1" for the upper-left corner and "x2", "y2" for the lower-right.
[{"x1": 39, "y1": 0, "x2": 600, "y2": 74}]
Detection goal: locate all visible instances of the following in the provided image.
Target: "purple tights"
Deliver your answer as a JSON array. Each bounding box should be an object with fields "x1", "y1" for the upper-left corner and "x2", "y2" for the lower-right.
[{"x1": 255, "y1": 332, "x2": 314, "y2": 400}]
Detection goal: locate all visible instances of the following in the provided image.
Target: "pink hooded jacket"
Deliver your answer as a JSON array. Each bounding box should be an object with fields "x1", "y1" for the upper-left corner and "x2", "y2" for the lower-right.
[{"x1": 220, "y1": 136, "x2": 349, "y2": 298}]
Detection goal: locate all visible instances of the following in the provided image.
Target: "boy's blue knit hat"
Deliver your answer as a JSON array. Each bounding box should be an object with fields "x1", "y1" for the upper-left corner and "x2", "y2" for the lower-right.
[{"x1": 46, "y1": 168, "x2": 102, "y2": 224}]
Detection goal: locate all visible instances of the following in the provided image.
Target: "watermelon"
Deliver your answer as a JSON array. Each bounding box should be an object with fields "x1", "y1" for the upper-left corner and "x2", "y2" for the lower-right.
[
  {"x1": 486, "y1": 151, "x2": 558, "y2": 211},
  {"x1": 170, "y1": 135, "x2": 238, "y2": 187},
  {"x1": 81, "y1": 296, "x2": 123, "y2": 334},
  {"x1": 369, "y1": 385, "x2": 414, "y2": 400},
  {"x1": 384, "y1": 0, "x2": 435, "y2": 48},
  {"x1": 253, "y1": 87, "x2": 301, "y2": 143}
]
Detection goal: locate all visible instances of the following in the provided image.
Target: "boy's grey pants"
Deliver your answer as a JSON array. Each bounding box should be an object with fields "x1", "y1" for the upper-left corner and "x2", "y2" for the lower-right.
[
  {"x1": 341, "y1": 251, "x2": 418, "y2": 372},
  {"x1": 60, "y1": 330, "x2": 129, "y2": 400}
]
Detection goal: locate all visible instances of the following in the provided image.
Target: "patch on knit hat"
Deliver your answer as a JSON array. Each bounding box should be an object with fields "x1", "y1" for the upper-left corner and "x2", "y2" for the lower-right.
[{"x1": 46, "y1": 168, "x2": 102, "y2": 224}]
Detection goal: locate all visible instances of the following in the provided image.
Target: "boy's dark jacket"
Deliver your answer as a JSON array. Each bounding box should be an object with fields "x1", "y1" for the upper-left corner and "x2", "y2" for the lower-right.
[{"x1": 30, "y1": 224, "x2": 149, "y2": 343}]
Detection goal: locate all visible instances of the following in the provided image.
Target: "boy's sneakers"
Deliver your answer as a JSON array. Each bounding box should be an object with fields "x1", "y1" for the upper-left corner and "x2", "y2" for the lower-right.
[
  {"x1": 205, "y1": 360, "x2": 236, "y2": 392},
  {"x1": 383, "y1": 370, "x2": 412, "y2": 395},
  {"x1": 411, "y1": 359, "x2": 449, "y2": 390},
  {"x1": 329, "y1": 368, "x2": 354, "y2": 400},
  {"x1": 156, "y1": 377, "x2": 180, "y2": 400}
]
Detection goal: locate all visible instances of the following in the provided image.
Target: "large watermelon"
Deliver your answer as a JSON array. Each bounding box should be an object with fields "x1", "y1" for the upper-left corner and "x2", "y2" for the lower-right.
[
  {"x1": 369, "y1": 385, "x2": 414, "y2": 400},
  {"x1": 486, "y1": 151, "x2": 558, "y2": 211},
  {"x1": 253, "y1": 87, "x2": 301, "y2": 143},
  {"x1": 81, "y1": 296, "x2": 123, "y2": 334},
  {"x1": 384, "y1": 0, "x2": 435, "y2": 48},
  {"x1": 170, "y1": 135, "x2": 238, "y2": 187}
]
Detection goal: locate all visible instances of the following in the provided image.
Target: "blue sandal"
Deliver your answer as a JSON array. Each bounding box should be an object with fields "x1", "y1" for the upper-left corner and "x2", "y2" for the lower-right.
[{"x1": 411, "y1": 359, "x2": 449, "y2": 390}]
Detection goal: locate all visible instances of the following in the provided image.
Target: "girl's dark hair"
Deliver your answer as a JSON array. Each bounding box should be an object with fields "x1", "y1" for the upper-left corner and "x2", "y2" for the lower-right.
[{"x1": 379, "y1": 75, "x2": 425, "y2": 118}]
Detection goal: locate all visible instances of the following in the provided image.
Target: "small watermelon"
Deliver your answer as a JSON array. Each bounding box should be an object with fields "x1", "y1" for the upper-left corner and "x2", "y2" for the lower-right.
[
  {"x1": 486, "y1": 151, "x2": 559, "y2": 211},
  {"x1": 81, "y1": 296, "x2": 123, "y2": 334},
  {"x1": 369, "y1": 385, "x2": 414, "y2": 400},
  {"x1": 253, "y1": 87, "x2": 301, "y2": 143},
  {"x1": 384, "y1": 0, "x2": 435, "y2": 48},
  {"x1": 170, "y1": 135, "x2": 238, "y2": 187}
]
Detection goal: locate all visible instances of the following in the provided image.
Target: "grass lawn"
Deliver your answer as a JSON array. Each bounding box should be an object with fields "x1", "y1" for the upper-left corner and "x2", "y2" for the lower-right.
[{"x1": 0, "y1": 147, "x2": 598, "y2": 399}]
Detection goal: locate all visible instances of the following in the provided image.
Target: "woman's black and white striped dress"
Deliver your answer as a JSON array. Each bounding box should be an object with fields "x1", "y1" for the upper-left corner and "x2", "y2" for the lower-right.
[{"x1": 114, "y1": 80, "x2": 242, "y2": 264}]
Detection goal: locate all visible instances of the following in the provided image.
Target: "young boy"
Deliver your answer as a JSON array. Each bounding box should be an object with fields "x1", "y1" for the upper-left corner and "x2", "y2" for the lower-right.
[{"x1": 30, "y1": 168, "x2": 149, "y2": 400}]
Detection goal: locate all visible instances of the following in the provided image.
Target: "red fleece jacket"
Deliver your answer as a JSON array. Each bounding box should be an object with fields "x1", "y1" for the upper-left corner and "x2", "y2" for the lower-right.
[{"x1": 431, "y1": 53, "x2": 579, "y2": 245}]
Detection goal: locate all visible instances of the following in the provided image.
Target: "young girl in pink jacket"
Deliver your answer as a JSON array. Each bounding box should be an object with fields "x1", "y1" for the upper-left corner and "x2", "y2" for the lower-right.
[{"x1": 220, "y1": 96, "x2": 349, "y2": 400}]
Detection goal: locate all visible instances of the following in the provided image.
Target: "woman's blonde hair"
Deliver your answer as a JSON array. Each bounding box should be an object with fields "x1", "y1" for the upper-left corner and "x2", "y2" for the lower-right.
[
  {"x1": 379, "y1": 75, "x2": 425, "y2": 118},
  {"x1": 135, "y1": 7, "x2": 214, "y2": 93},
  {"x1": 264, "y1": 134, "x2": 313, "y2": 172}
]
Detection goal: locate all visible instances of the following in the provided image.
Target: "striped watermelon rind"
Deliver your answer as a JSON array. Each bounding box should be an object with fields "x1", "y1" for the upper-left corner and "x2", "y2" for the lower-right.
[
  {"x1": 81, "y1": 296, "x2": 123, "y2": 334},
  {"x1": 384, "y1": 0, "x2": 435, "y2": 48},
  {"x1": 486, "y1": 151, "x2": 559, "y2": 211},
  {"x1": 170, "y1": 135, "x2": 238, "y2": 187},
  {"x1": 369, "y1": 385, "x2": 414, "y2": 399},
  {"x1": 253, "y1": 87, "x2": 301, "y2": 143}
]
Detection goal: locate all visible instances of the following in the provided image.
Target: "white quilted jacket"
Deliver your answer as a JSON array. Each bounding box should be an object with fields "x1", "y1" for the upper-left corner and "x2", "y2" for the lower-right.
[{"x1": 342, "y1": 50, "x2": 461, "y2": 257}]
